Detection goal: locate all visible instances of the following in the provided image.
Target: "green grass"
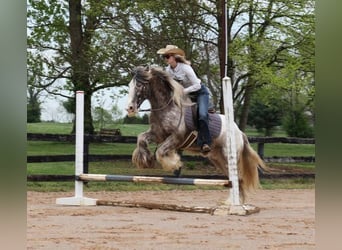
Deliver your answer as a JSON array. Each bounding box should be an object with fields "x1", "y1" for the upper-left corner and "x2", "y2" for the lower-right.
[
  {"x1": 244, "y1": 127, "x2": 287, "y2": 137},
  {"x1": 27, "y1": 122, "x2": 74, "y2": 134},
  {"x1": 260, "y1": 178, "x2": 315, "y2": 189},
  {"x1": 27, "y1": 122, "x2": 315, "y2": 191},
  {"x1": 27, "y1": 141, "x2": 137, "y2": 155},
  {"x1": 27, "y1": 122, "x2": 149, "y2": 136}
]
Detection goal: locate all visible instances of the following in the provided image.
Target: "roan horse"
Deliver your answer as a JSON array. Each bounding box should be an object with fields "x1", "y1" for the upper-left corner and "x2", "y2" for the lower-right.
[{"x1": 126, "y1": 66, "x2": 266, "y2": 202}]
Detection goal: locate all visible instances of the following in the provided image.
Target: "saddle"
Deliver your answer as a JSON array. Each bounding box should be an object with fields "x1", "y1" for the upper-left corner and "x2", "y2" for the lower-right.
[{"x1": 179, "y1": 105, "x2": 222, "y2": 149}]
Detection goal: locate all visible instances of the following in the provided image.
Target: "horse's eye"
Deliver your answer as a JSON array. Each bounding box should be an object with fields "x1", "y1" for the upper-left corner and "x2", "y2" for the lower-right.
[{"x1": 136, "y1": 82, "x2": 143, "y2": 88}]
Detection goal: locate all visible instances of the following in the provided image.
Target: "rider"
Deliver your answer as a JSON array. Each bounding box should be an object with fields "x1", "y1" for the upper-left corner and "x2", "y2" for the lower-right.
[{"x1": 157, "y1": 45, "x2": 212, "y2": 153}]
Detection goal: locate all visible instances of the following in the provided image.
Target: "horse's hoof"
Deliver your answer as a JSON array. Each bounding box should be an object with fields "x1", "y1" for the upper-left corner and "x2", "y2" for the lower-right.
[{"x1": 173, "y1": 167, "x2": 182, "y2": 177}]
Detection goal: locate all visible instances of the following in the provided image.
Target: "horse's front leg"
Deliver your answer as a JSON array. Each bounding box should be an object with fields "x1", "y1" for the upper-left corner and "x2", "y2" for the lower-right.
[
  {"x1": 132, "y1": 130, "x2": 157, "y2": 169},
  {"x1": 155, "y1": 135, "x2": 183, "y2": 172}
]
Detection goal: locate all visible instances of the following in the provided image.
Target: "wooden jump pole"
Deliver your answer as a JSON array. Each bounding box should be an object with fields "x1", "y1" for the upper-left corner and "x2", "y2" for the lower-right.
[
  {"x1": 96, "y1": 200, "x2": 217, "y2": 214},
  {"x1": 79, "y1": 174, "x2": 231, "y2": 187}
]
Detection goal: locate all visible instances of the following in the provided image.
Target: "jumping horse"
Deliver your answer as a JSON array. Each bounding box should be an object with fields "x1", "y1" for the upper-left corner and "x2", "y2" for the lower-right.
[{"x1": 126, "y1": 66, "x2": 266, "y2": 202}]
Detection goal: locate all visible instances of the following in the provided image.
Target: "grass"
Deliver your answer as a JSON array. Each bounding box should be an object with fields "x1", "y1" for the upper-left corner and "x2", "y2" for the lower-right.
[
  {"x1": 260, "y1": 178, "x2": 315, "y2": 189},
  {"x1": 27, "y1": 122, "x2": 315, "y2": 191},
  {"x1": 27, "y1": 122, "x2": 150, "y2": 135}
]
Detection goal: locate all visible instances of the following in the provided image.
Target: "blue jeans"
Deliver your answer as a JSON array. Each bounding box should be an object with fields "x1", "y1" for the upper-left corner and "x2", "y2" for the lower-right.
[{"x1": 194, "y1": 85, "x2": 211, "y2": 146}]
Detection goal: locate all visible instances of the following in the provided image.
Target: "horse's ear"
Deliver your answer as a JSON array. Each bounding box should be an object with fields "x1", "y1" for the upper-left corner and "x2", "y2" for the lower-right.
[
  {"x1": 144, "y1": 65, "x2": 150, "y2": 72},
  {"x1": 131, "y1": 66, "x2": 145, "y2": 77},
  {"x1": 130, "y1": 67, "x2": 138, "y2": 76}
]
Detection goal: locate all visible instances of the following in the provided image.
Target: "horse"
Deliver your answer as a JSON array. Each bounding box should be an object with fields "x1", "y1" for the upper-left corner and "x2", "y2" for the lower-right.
[{"x1": 126, "y1": 65, "x2": 266, "y2": 202}]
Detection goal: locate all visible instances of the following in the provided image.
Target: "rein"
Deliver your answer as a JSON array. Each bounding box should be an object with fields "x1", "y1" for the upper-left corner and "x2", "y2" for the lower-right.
[{"x1": 138, "y1": 97, "x2": 173, "y2": 112}]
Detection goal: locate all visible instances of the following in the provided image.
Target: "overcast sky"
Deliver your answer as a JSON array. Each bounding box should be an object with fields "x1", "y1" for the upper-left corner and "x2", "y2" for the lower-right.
[{"x1": 40, "y1": 86, "x2": 151, "y2": 122}]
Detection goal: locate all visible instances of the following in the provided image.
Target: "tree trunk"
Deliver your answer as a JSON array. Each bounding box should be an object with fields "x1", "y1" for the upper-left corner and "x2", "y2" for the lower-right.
[
  {"x1": 69, "y1": 0, "x2": 94, "y2": 134},
  {"x1": 238, "y1": 79, "x2": 254, "y2": 132}
]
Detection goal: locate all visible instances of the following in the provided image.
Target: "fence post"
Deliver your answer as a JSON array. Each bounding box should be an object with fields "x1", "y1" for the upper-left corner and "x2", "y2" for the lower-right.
[
  {"x1": 257, "y1": 142, "x2": 264, "y2": 159},
  {"x1": 83, "y1": 135, "x2": 89, "y2": 174}
]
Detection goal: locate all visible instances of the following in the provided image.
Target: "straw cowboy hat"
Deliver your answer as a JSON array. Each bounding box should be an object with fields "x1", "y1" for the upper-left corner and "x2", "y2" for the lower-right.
[{"x1": 157, "y1": 45, "x2": 185, "y2": 57}]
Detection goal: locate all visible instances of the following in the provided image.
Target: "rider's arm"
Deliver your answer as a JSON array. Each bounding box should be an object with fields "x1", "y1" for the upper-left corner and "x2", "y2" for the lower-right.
[{"x1": 182, "y1": 64, "x2": 201, "y2": 95}]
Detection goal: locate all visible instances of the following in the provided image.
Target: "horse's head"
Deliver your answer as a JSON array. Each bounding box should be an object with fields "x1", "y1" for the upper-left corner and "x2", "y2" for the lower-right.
[{"x1": 126, "y1": 66, "x2": 151, "y2": 117}]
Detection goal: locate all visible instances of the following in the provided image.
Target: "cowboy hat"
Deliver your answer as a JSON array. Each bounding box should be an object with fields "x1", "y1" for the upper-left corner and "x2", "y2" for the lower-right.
[{"x1": 157, "y1": 45, "x2": 185, "y2": 57}]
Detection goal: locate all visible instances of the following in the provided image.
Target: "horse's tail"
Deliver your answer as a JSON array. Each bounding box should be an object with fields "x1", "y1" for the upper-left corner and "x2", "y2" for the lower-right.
[{"x1": 238, "y1": 133, "x2": 268, "y2": 198}]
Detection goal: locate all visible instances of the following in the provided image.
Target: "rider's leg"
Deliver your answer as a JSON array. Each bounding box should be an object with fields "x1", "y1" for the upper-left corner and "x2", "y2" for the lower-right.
[{"x1": 196, "y1": 86, "x2": 211, "y2": 152}]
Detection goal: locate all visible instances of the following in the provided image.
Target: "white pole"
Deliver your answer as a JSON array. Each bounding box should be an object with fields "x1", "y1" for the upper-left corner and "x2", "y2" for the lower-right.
[
  {"x1": 222, "y1": 77, "x2": 240, "y2": 206},
  {"x1": 224, "y1": 0, "x2": 228, "y2": 77},
  {"x1": 75, "y1": 91, "x2": 84, "y2": 198},
  {"x1": 56, "y1": 91, "x2": 97, "y2": 206}
]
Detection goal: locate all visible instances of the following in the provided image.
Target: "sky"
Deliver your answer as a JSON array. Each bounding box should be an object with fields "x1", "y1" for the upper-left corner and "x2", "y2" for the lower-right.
[{"x1": 40, "y1": 86, "x2": 151, "y2": 122}]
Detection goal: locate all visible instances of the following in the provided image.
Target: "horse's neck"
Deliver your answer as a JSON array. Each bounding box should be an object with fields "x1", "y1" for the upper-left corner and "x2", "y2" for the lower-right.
[{"x1": 149, "y1": 83, "x2": 172, "y2": 110}]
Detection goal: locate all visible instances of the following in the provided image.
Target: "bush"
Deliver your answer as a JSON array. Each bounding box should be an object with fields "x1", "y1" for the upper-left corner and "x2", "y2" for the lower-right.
[
  {"x1": 282, "y1": 109, "x2": 314, "y2": 138},
  {"x1": 247, "y1": 98, "x2": 282, "y2": 136},
  {"x1": 123, "y1": 113, "x2": 149, "y2": 124}
]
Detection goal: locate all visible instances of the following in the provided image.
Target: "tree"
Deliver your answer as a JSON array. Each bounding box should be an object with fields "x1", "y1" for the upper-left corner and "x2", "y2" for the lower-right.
[
  {"x1": 27, "y1": 0, "x2": 142, "y2": 133},
  {"x1": 27, "y1": 0, "x2": 315, "y2": 133},
  {"x1": 27, "y1": 86, "x2": 41, "y2": 123},
  {"x1": 92, "y1": 106, "x2": 113, "y2": 130},
  {"x1": 247, "y1": 95, "x2": 283, "y2": 136},
  {"x1": 225, "y1": 0, "x2": 315, "y2": 131},
  {"x1": 27, "y1": 71, "x2": 43, "y2": 123},
  {"x1": 283, "y1": 108, "x2": 314, "y2": 138}
]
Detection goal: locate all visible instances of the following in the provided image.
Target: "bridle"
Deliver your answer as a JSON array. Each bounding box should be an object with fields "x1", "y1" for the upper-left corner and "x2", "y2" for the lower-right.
[{"x1": 134, "y1": 76, "x2": 175, "y2": 113}]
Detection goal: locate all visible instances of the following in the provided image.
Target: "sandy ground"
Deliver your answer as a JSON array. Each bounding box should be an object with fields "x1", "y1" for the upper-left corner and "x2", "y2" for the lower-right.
[{"x1": 27, "y1": 189, "x2": 315, "y2": 249}]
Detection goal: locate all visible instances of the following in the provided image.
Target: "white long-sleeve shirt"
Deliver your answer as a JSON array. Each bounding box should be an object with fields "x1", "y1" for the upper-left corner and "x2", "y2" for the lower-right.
[{"x1": 166, "y1": 63, "x2": 201, "y2": 95}]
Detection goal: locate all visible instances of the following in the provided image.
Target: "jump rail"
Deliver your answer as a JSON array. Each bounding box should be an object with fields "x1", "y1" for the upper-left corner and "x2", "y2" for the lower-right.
[{"x1": 78, "y1": 174, "x2": 231, "y2": 187}]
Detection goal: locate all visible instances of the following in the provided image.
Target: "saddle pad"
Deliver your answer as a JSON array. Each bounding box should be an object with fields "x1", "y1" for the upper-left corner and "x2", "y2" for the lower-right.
[{"x1": 184, "y1": 106, "x2": 222, "y2": 138}]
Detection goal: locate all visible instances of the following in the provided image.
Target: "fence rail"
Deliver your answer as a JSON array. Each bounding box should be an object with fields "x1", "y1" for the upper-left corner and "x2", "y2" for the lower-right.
[{"x1": 27, "y1": 133, "x2": 315, "y2": 164}]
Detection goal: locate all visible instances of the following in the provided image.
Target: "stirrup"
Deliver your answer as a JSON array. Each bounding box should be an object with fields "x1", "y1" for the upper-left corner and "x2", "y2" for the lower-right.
[{"x1": 201, "y1": 144, "x2": 211, "y2": 153}]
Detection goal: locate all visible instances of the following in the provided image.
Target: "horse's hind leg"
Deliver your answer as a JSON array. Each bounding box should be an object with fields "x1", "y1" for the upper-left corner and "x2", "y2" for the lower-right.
[
  {"x1": 132, "y1": 131, "x2": 156, "y2": 169},
  {"x1": 208, "y1": 148, "x2": 228, "y2": 176},
  {"x1": 208, "y1": 148, "x2": 246, "y2": 203}
]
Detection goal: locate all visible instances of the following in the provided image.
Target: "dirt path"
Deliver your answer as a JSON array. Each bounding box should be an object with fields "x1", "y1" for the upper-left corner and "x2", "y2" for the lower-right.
[{"x1": 27, "y1": 189, "x2": 315, "y2": 249}]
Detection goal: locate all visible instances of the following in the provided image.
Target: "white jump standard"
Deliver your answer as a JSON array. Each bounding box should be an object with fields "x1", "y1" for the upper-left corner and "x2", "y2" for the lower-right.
[{"x1": 56, "y1": 91, "x2": 97, "y2": 206}]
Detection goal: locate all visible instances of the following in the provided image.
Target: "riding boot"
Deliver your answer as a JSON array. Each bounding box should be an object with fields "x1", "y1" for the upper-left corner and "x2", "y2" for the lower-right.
[{"x1": 198, "y1": 120, "x2": 211, "y2": 152}]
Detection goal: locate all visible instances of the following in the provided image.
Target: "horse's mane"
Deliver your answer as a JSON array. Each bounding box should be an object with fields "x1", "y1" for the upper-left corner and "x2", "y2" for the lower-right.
[{"x1": 134, "y1": 66, "x2": 184, "y2": 108}]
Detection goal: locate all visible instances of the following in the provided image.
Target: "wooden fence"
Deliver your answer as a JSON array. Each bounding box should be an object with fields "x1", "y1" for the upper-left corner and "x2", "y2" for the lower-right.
[
  {"x1": 27, "y1": 133, "x2": 315, "y2": 164},
  {"x1": 27, "y1": 133, "x2": 315, "y2": 181}
]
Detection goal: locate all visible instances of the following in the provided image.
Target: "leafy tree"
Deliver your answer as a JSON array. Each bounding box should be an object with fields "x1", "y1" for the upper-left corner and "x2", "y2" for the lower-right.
[
  {"x1": 27, "y1": 0, "x2": 143, "y2": 133},
  {"x1": 111, "y1": 104, "x2": 123, "y2": 122},
  {"x1": 27, "y1": 0, "x2": 315, "y2": 134},
  {"x1": 92, "y1": 106, "x2": 113, "y2": 130},
  {"x1": 27, "y1": 73, "x2": 42, "y2": 123},
  {"x1": 27, "y1": 86, "x2": 41, "y2": 123},
  {"x1": 226, "y1": 0, "x2": 315, "y2": 131},
  {"x1": 248, "y1": 97, "x2": 283, "y2": 136},
  {"x1": 283, "y1": 108, "x2": 314, "y2": 138}
]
